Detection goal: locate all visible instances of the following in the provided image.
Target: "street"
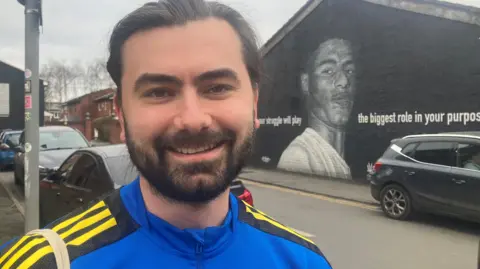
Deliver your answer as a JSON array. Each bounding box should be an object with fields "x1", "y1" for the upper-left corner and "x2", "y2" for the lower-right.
[
  {"x1": 1, "y1": 172, "x2": 479, "y2": 269},
  {"x1": 245, "y1": 180, "x2": 480, "y2": 269}
]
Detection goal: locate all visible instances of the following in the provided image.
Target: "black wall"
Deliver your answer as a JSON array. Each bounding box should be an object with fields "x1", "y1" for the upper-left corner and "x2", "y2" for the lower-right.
[
  {"x1": 252, "y1": 0, "x2": 480, "y2": 182},
  {"x1": 0, "y1": 61, "x2": 45, "y2": 130}
]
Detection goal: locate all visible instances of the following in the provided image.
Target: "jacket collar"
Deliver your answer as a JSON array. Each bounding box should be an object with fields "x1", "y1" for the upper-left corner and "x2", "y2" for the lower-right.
[{"x1": 120, "y1": 177, "x2": 238, "y2": 257}]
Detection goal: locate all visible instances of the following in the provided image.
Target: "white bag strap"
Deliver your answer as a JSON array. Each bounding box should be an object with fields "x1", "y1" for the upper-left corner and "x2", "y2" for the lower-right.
[{"x1": 26, "y1": 229, "x2": 70, "y2": 269}]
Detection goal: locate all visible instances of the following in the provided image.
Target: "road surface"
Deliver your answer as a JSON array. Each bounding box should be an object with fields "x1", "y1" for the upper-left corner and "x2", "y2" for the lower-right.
[{"x1": 244, "y1": 180, "x2": 480, "y2": 269}]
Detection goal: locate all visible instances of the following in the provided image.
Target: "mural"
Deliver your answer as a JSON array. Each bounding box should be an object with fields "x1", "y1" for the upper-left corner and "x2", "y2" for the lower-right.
[
  {"x1": 277, "y1": 38, "x2": 355, "y2": 180},
  {"x1": 251, "y1": 0, "x2": 480, "y2": 182}
]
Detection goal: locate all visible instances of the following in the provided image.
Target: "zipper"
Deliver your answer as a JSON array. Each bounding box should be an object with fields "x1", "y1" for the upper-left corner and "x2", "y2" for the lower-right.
[{"x1": 196, "y1": 243, "x2": 203, "y2": 269}]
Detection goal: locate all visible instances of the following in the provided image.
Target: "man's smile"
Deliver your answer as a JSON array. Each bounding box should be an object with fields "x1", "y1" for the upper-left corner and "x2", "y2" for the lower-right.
[{"x1": 167, "y1": 142, "x2": 226, "y2": 163}]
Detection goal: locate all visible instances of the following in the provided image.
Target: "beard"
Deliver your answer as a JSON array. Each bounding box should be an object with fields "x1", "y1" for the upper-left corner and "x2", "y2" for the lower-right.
[{"x1": 124, "y1": 118, "x2": 255, "y2": 205}]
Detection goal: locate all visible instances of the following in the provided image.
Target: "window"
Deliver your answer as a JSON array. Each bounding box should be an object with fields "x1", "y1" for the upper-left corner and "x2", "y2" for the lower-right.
[
  {"x1": 65, "y1": 154, "x2": 96, "y2": 187},
  {"x1": 39, "y1": 130, "x2": 89, "y2": 150},
  {"x1": 19, "y1": 132, "x2": 25, "y2": 145},
  {"x1": 413, "y1": 142, "x2": 456, "y2": 166},
  {"x1": 401, "y1": 143, "x2": 418, "y2": 158},
  {"x1": 455, "y1": 143, "x2": 480, "y2": 171},
  {"x1": 84, "y1": 164, "x2": 113, "y2": 193},
  {"x1": 57, "y1": 152, "x2": 83, "y2": 181},
  {"x1": 5, "y1": 133, "x2": 21, "y2": 147}
]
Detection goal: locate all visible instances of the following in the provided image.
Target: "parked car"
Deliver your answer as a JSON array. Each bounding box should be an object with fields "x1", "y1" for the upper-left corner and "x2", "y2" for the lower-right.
[
  {"x1": 0, "y1": 129, "x2": 13, "y2": 141},
  {"x1": 0, "y1": 130, "x2": 22, "y2": 170},
  {"x1": 368, "y1": 131, "x2": 480, "y2": 223},
  {"x1": 13, "y1": 126, "x2": 91, "y2": 185},
  {"x1": 39, "y1": 144, "x2": 254, "y2": 227}
]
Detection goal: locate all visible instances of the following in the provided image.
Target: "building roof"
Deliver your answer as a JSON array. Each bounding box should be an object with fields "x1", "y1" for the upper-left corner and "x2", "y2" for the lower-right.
[
  {"x1": 64, "y1": 88, "x2": 116, "y2": 105},
  {"x1": 94, "y1": 92, "x2": 115, "y2": 102},
  {"x1": 0, "y1": 60, "x2": 46, "y2": 82},
  {"x1": 260, "y1": 0, "x2": 480, "y2": 57}
]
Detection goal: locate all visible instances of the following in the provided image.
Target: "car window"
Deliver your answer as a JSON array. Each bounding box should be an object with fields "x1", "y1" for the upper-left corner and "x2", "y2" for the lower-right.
[
  {"x1": 401, "y1": 143, "x2": 418, "y2": 158},
  {"x1": 455, "y1": 143, "x2": 480, "y2": 172},
  {"x1": 39, "y1": 130, "x2": 89, "y2": 151},
  {"x1": 4, "y1": 133, "x2": 21, "y2": 147},
  {"x1": 65, "y1": 154, "x2": 96, "y2": 187},
  {"x1": 57, "y1": 152, "x2": 84, "y2": 180},
  {"x1": 19, "y1": 132, "x2": 25, "y2": 145},
  {"x1": 84, "y1": 163, "x2": 113, "y2": 193},
  {"x1": 413, "y1": 141, "x2": 456, "y2": 167}
]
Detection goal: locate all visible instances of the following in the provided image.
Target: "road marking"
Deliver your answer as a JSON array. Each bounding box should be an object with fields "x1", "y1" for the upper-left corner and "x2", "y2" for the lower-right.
[
  {"x1": 291, "y1": 228, "x2": 315, "y2": 238},
  {"x1": 242, "y1": 179, "x2": 380, "y2": 211}
]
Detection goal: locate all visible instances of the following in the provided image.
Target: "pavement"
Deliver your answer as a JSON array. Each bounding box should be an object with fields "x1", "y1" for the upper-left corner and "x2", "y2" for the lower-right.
[
  {"x1": 246, "y1": 181, "x2": 480, "y2": 269},
  {"x1": 0, "y1": 172, "x2": 24, "y2": 245},
  {"x1": 238, "y1": 167, "x2": 377, "y2": 205}
]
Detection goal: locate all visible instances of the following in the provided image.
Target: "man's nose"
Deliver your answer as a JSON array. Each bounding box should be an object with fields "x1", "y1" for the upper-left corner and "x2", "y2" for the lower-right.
[
  {"x1": 173, "y1": 94, "x2": 212, "y2": 132},
  {"x1": 334, "y1": 71, "x2": 349, "y2": 90}
]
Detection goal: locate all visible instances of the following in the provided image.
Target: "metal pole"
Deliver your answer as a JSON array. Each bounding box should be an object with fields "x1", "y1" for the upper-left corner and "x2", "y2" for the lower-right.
[{"x1": 23, "y1": 0, "x2": 40, "y2": 231}]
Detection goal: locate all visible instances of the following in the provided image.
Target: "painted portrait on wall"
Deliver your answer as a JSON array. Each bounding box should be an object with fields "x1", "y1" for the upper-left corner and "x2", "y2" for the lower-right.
[{"x1": 277, "y1": 38, "x2": 355, "y2": 180}]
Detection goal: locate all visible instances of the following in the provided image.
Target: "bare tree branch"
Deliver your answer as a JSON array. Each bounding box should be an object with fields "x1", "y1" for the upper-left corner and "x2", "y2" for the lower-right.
[
  {"x1": 40, "y1": 58, "x2": 115, "y2": 103},
  {"x1": 40, "y1": 59, "x2": 83, "y2": 102}
]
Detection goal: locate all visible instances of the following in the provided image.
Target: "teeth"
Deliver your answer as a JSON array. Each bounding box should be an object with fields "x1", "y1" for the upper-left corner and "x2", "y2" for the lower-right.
[{"x1": 175, "y1": 144, "x2": 217, "y2": 154}]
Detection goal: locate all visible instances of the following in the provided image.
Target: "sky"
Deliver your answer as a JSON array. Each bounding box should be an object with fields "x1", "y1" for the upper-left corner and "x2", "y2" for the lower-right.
[{"x1": 0, "y1": 0, "x2": 479, "y2": 69}]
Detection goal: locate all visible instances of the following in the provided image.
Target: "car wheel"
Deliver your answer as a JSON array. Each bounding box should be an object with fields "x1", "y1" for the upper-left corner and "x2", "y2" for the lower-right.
[{"x1": 380, "y1": 184, "x2": 413, "y2": 220}]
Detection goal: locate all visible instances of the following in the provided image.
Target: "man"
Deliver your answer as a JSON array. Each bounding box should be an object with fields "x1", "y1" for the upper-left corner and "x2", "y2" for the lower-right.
[
  {"x1": 0, "y1": 1, "x2": 332, "y2": 268},
  {"x1": 277, "y1": 38, "x2": 355, "y2": 180}
]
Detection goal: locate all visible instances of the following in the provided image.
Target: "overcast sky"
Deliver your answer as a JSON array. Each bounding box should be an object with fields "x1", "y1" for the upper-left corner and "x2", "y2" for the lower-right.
[{"x1": 1, "y1": 0, "x2": 479, "y2": 69}]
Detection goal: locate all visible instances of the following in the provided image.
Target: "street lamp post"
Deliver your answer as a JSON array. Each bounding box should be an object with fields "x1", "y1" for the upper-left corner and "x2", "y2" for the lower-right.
[{"x1": 18, "y1": 0, "x2": 42, "y2": 232}]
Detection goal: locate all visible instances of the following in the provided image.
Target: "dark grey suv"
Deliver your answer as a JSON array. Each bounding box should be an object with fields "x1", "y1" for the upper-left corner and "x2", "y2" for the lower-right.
[{"x1": 368, "y1": 132, "x2": 480, "y2": 223}]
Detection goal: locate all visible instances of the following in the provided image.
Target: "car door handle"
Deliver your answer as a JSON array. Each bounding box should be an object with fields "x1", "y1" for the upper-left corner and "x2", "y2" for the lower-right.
[
  {"x1": 405, "y1": 171, "x2": 416, "y2": 176},
  {"x1": 56, "y1": 192, "x2": 60, "y2": 196},
  {"x1": 452, "y1": 178, "x2": 466, "y2": 184}
]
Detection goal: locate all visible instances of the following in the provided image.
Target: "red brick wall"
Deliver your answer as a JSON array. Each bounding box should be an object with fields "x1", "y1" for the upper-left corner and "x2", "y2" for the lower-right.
[
  {"x1": 108, "y1": 120, "x2": 122, "y2": 144},
  {"x1": 63, "y1": 89, "x2": 116, "y2": 140},
  {"x1": 92, "y1": 99, "x2": 114, "y2": 120}
]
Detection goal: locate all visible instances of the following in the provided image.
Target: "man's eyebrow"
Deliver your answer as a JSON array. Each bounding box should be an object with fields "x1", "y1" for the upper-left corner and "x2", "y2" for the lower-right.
[
  {"x1": 193, "y1": 68, "x2": 240, "y2": 85},
  {"x1": 134, "y1": 73, "x2": 183, "y2": 91},
  {"x1": 315, "y1": 59, "x2": 337, "y2": 67}
]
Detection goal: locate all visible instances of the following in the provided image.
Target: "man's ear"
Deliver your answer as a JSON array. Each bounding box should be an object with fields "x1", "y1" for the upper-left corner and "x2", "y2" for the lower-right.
[
  {"x1": 114, "y1": 94, "x2": 126, "y2": 142},
  {"x1": 253, "y1": 83, "x2": 260, "y2": 129},
  {"x1": 300, "y1": 72, "x2": 309, "y2": 98}
]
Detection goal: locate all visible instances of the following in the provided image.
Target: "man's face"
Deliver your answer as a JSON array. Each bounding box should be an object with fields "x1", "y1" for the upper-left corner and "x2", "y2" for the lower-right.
[
  {"x1": 308, "y1": 39, "x2": 355, "y2": 128},
  {"x1": 117, "y1": 18, "x2": 259, "y2": 204}
]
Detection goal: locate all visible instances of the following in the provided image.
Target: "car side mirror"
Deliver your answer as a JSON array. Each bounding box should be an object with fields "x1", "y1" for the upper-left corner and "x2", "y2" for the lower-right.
[
  {"x1": 47, "y1": 171, "x2": 61, "y2": 182},
  {"x1": 13, "y1": 146, "x2": 24, "y2": 153}
]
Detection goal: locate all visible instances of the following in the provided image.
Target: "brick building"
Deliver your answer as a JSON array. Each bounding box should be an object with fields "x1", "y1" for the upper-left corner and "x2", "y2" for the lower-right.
[
  {"x1": 92, "y1": 91, "x2": 122, "y2": 144},
  {"x1": 56, "y1": 88, "x2": 120, "y2": 143}
]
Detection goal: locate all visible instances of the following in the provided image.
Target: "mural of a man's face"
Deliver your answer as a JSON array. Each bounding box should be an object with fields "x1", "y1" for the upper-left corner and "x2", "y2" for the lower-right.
[{"x1": 303, "y1": 38, "x2": 356, "y2": 129}]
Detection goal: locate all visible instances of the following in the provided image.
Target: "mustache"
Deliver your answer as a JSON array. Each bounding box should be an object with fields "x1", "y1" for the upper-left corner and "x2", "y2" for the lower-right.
[
  {"x1": 331, "y1": 93, "x2": 351, "y2": 101},
  {"x1": 153, "y1": 129, "x2": 236, "y2": 150}
]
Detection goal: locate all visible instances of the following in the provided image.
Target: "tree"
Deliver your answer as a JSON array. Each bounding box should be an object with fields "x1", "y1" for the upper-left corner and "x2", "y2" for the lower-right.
[
  {"x1": 40, "y1": 58, "x2": 116, "y2": 102},
  {"x1": 40, "y1": 60, "x2": 83, "y2": 102},
  {"x1": 82, "y1": 58, "x2": 115, "y2": 93}
]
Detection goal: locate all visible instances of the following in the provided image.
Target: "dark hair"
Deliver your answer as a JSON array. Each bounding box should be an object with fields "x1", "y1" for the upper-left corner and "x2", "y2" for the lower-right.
[{"x1": 107, "y1": 0, "x2": 261, "y2": 104}]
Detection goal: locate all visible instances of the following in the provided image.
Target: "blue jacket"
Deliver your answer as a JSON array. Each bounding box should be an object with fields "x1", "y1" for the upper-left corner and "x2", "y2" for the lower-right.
[{"x1": 0, "y1": 178, "x2": 332, "y2": 268}]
